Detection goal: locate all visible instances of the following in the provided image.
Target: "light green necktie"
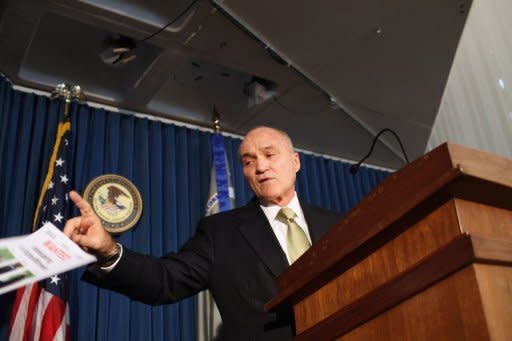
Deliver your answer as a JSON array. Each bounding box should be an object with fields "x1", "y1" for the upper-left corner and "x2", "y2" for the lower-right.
[{"x1": 277, "y1": 207, "x2": 311, "y2": 264}]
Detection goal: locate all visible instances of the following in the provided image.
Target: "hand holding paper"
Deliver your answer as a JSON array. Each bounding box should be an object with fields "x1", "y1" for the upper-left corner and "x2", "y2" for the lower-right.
[{"x1": 0, "y1": 223, "x2": 97, "y2": 295}]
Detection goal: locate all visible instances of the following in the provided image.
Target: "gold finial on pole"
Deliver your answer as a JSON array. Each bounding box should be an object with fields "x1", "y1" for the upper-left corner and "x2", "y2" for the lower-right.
[
  {"x1": 51, "y1": 83, "x2": 86, "y2": 116},
  {"x1": 212, "y1": 105, "x2": 221, "y2": 133}
]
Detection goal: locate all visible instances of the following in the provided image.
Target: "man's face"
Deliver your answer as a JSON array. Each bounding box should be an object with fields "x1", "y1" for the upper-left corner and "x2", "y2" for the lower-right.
[{"x1": 239, "y1": 127, "x2": 300, "y2": 206}]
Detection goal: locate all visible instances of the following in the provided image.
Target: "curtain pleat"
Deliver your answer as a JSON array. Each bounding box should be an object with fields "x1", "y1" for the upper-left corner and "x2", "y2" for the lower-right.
[{"x1": 0, "y1": 75, "x2": 389, "y2": 340}]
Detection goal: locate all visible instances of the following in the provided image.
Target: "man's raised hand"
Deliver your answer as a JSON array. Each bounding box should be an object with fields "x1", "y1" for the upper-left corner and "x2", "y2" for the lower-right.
[{"x1": 64, "y1": 190, "x2": 118, "y2": 258}]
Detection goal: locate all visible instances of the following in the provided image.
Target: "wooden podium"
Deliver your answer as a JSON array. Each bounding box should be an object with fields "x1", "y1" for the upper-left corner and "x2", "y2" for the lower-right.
[{"x1": 266, "y1": 143, "x2": 512, "y2": 340}]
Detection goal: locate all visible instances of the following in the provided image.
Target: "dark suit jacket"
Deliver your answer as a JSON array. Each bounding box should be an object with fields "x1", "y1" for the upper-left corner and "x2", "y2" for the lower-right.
[{"x1": 83, "y1": 198, "x2": 341, "y2": 340}]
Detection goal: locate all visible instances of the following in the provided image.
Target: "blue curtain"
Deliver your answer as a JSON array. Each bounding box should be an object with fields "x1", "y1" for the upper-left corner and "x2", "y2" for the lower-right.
[{"x1": 0, "y1": 75, "x2": 389, "y2": 340}]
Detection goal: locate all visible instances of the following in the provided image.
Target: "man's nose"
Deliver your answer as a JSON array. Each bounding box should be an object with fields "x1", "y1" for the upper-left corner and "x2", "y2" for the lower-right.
[{"x1": 255, "y1": 157, "x2": 268, "y2": 173}]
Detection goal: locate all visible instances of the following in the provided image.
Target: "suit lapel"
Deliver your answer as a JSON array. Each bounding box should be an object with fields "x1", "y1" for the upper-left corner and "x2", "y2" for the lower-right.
[
  {"x1": 301, "y1": 202, "x2": 325, "y2": 243},
  {"x1": 237, "y1": 199, "x2": 289, "y2": 278}
]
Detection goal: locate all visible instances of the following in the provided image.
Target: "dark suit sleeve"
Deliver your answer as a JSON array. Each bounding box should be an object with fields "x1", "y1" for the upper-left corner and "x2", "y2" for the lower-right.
[{"x1": 82, "y1": 218, "x2": 213, "y2": 305}]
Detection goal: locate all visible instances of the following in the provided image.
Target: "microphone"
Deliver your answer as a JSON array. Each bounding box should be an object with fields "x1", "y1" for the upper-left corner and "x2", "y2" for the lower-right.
[{"x1": 350, "y1": 128, "x2": 410, "y2": 175}]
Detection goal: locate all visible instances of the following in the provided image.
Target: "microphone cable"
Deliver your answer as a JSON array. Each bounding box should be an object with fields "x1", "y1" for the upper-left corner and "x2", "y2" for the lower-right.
[{"x1": 350, "y1": 128, "x2": 409, "y2": 175}]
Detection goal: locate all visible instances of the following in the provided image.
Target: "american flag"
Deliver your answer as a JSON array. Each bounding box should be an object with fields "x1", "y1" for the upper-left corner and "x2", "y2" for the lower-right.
[{"x1": 9, "y1": 117, "x2": 72, "y2": 341}]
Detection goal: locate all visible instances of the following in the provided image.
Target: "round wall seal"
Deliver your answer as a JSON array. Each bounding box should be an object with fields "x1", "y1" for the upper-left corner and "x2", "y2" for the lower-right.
[{"x1": 83, "y1": 174, "x2": 142, "y2": 234}]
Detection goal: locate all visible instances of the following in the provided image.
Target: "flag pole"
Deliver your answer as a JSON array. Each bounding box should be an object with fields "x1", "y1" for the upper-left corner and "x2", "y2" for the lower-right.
[
  {"x1": 50, "y1": 83, "x2": 86, "y2": 116},
  {"x1": 32, "y1": 84, "x2": 85, "y2": 230},
  {"x1": 212, "y1": 105, "x2": 221, "y2": 133}
]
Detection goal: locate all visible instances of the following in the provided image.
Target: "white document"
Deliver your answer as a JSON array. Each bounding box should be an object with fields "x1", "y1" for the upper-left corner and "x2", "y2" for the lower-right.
[{"x1": 0, "y1": 222, "x2": 97, "y2": 295}]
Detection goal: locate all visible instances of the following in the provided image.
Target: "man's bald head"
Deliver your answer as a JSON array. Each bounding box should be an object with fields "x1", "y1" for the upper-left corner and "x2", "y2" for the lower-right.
[
  {"x1": 240, "y1": 126, "x2": 294, "y2": 156},
  {"x1": 238, "y1": 126, "x2": 300, "y2": 206}
]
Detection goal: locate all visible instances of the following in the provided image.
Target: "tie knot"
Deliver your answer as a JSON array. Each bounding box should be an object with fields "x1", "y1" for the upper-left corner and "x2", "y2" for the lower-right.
[{"x1": 277, "y1": 207, "x2": 297, "y2": 223}]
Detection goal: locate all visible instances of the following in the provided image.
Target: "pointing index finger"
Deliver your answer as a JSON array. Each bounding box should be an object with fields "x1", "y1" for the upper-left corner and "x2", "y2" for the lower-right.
[{"x1": 69, "y1": 190, "x2": 94, "y2": 216}]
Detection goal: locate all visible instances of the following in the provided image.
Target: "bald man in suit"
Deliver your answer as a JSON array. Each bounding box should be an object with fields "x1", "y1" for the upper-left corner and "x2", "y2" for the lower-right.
[{"x1": 65, "y1": 126, "x2": 340, "y2": 340}]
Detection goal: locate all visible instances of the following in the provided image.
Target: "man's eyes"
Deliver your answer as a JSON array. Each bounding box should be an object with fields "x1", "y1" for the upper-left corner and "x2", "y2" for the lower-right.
[{"x1": 242, "y1": 153, "x2": 277, "y2": 165}]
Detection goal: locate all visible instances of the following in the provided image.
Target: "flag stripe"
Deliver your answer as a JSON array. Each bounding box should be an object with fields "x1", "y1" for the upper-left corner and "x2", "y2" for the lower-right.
[
  {"x1": 32, "y1": 289, "x2": 53, "y2": 341},
  {"x1": 39, "y1": 293, "x2": 66, "y2": 341},
  {"x1": 9, "y1": 283, "x2": 42, "y2": 341},
  {"x1": 52, "y1": 304, "x2": 69, "y2": 341},
  {"x1": 8, "y1": 285, "x2": 25, "y2": 332}
]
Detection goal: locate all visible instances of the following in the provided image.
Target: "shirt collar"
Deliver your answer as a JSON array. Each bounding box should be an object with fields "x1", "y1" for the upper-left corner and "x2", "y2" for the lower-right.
[{"x1": 259, "y1": 192, "x2": 304, "y2": 224}]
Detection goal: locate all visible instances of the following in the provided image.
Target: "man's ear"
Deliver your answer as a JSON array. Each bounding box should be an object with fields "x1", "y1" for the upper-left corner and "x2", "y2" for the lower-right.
[{"x1": 293, "y1": 152, "x2": 300, "y2": 172}]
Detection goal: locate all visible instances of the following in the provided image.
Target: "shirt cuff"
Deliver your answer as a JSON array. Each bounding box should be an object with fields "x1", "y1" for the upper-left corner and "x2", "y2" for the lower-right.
[{"x1": 100, "y1": 243, "x2": 123, "y2": 272}]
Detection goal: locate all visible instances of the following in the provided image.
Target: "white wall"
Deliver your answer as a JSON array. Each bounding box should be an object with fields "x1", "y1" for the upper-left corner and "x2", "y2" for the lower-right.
[{"x1": 428, "y1": 0, "x2": 512, "y2": 157}]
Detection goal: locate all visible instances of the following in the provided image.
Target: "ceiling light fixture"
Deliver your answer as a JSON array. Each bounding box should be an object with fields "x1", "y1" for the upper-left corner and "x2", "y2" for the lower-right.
[
  {"x1": 100, "y1": 34, "x2": 137, "y2": 66},
  {"x1": 243, "y1": 76, "x2": 277, "y2": 107}
]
